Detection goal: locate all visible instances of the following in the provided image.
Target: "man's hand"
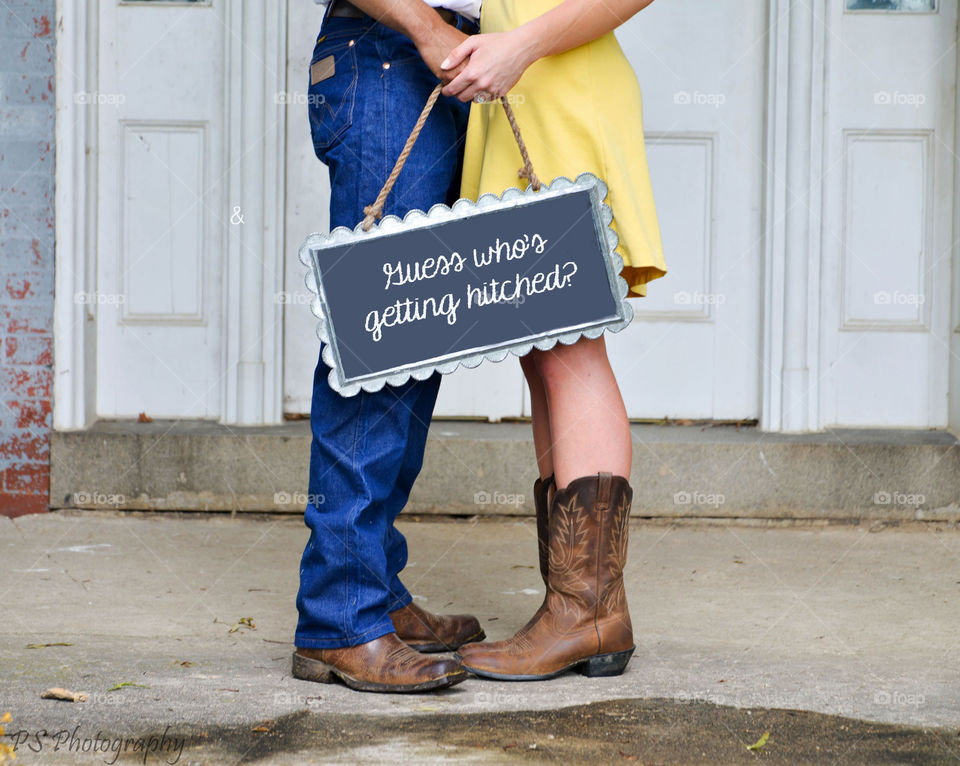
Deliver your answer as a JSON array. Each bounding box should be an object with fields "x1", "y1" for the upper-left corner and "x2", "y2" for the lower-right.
[
  {"x1": 349, "y1": 0, "x2": 471, "y2": 84},
  {"x1": 417, "y1": 23, "x2": 469, "y2": 83}
]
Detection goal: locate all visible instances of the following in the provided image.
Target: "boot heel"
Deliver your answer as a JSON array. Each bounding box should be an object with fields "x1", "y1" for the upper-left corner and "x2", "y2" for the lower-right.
[
  {"x1": 576, "y1": 647, "x2": 634, "y2": 678},
  {"x1": 292, "y1": 652, "x2": 337, "y2": 684}
]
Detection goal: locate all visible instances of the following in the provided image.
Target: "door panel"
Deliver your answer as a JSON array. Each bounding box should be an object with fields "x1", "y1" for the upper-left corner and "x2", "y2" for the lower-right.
[
  {"x1": 96, "y1": 0, "x2": 225, "y2": 418},
  {"x1": 819, "y1": 0, "x2": 957, "y2": 427}
]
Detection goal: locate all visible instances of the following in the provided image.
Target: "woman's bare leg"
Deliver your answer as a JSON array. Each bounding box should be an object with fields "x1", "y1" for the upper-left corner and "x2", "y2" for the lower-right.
[
  {"x1": 531, "y1": 336, "x2": 631, "y2": 487},
  {"x1": 520, "y1": 354, "x2": 555, "y2": 480}
]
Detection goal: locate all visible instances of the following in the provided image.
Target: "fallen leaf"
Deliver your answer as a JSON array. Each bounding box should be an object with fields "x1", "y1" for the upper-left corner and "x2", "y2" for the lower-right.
[
  {"x1": 0, "y1": 713, "x2": 14, "y2": 765},
  {"x1": 251, "y1": 725, "x2": 273, "y2": 733},
  {"x1": 746, "y1": 731, "x2": 770, "y2": 751},
  {"x1": 41, "y1": 688, "x2": 87, "y2": 702},
  {"x1": 228, "y1": 616, "x2": 256, "y2": 633},
  {"x1": 26, "y1": 642, "x2": 73, "y2": 649}
]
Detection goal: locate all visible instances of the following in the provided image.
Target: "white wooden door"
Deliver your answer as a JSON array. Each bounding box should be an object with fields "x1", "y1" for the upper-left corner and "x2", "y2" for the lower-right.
[
  {"x1": 96, "y1": 0, "x2": 226, "y2": 419},
  {"x1": 819, "y1": 0, "x2": 957, "y2": 427},
  {"x1": 605, "y1": 0, "x2": 766, "y2": 420}
]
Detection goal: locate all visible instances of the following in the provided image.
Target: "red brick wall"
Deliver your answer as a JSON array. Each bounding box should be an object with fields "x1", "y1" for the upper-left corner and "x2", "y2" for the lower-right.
[{"x1": 0, "y1": 0, "x2": 55, "y2": 517}]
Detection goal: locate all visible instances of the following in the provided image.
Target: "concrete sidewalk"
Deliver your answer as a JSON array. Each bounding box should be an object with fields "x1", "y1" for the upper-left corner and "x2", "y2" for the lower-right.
[{"x1": 2, "y1": 511, "x2": 959, "y2": 764}]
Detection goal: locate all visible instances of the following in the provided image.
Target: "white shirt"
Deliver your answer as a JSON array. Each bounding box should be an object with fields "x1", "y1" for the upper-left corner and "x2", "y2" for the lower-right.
[{"x1": 314, "y1": 0, "x2": 481, "y2": 22}]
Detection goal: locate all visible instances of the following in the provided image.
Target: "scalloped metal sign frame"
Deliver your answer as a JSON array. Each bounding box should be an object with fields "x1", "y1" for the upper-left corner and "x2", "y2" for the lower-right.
[{"x1": 299, "y1": 172, "x2": 634, "y2": 397}]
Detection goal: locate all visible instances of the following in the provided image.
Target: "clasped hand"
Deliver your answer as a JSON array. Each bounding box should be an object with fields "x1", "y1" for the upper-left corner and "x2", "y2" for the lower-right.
[{"x1": 440, "y1": 29, "x2": 536, "y2": 103}]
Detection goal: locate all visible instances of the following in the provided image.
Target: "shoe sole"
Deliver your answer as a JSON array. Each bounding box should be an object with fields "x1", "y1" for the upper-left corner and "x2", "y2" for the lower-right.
[
  {"x1": 292, "y1": 652, "x2": 470, "y2": 693},
  {"x1": 401, "y1": 629, "x2": 487, "y2": 654},
  {"x1": 457, "y1": 646, "x2": 635, "y2": 682}
]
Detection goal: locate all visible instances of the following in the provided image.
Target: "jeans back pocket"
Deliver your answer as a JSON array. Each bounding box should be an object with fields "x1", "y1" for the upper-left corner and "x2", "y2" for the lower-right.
[{"x1": 308, "y1": 36, "x2": 359, "y2": 159}]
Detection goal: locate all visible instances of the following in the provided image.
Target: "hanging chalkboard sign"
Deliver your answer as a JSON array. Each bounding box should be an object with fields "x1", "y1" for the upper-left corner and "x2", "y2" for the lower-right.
[{"x1": 299, "y1": 173, "x2": 633, "y2": 397}]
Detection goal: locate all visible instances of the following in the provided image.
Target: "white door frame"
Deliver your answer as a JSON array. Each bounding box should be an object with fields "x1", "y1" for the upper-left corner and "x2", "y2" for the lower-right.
[
  {"x1": 54, "y1": 0, "x2": 288, "y2": 429},
  {"x1": 951, "y1": 31, "x2": 960, "y2": 434},
  {"x1": 760, "y1": 0, "x2": 828, "y2": 433}
]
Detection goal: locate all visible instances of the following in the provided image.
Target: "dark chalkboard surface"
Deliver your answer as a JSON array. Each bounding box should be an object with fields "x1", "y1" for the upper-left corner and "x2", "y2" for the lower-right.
[{"x1": 300, "y1": 174, "x2": 633, "y2": 396}]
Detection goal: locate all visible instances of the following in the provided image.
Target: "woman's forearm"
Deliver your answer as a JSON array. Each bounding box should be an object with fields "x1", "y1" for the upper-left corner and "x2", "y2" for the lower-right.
[
  {"x1": 441, "y1": 0, "x2": 655, "y2": 101},
  {"x1": 518, "y1": 0, "x2": 655, "y2": 65}
]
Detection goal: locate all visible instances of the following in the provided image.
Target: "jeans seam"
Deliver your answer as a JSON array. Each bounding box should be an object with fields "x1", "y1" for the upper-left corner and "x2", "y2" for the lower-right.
[{"x1": 343, "y1": 390, "x2": 369, "y2": 639}]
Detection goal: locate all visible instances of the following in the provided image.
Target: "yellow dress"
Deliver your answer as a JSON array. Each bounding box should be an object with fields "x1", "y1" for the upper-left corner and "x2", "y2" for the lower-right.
[{"x1": 460, "y1": 0, "x2": 666, "y2": 297}]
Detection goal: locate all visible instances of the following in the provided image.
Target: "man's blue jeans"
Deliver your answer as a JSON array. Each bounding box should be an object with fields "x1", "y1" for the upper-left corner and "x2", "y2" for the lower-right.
[{"x1": 295, "y1": 14, "x2": 472, "y2": 649}]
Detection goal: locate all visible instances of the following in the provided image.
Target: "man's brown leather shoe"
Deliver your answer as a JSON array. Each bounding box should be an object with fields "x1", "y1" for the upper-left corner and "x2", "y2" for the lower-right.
[
  {"x1": 389, "y1": 601, "x2": 484, "y2": 652},
  {"x1": 292, "y1": 632, "x2": 468, "y2": 693}
]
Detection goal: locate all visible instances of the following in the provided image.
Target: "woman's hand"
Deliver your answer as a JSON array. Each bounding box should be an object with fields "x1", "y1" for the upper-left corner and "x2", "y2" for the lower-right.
[{"x1": 440, "y1": 29, "x2": 539, "y2": 102}]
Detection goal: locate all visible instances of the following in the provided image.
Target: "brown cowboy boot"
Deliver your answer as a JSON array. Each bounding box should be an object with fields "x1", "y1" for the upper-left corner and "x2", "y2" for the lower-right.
[
  {"x1": 533, "y1": 474, "x2": 555, "y2": 587},
  {"x1": 389, "y1": 601, "x2": 484, "y2": 652},
  {"x1": 513, "y1": 474, "x2": 555, "y2": 633},
  {"x1": 292, "y1": 632, "x2": 468, "y2": 693},
  {"x1": 457, "y1": 473, "x2": 635, "y2": 680}
]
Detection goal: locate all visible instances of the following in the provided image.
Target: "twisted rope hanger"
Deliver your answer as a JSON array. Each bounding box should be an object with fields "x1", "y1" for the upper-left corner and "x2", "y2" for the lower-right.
[{"x1": 360, "y1": 85, "x2": 541, "y2": 232}]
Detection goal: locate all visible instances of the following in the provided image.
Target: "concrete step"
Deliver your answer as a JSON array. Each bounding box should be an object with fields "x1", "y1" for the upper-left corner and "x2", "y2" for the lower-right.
[{"x1": 50, "y1": 420, "x2": 960, "y2": 521}]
